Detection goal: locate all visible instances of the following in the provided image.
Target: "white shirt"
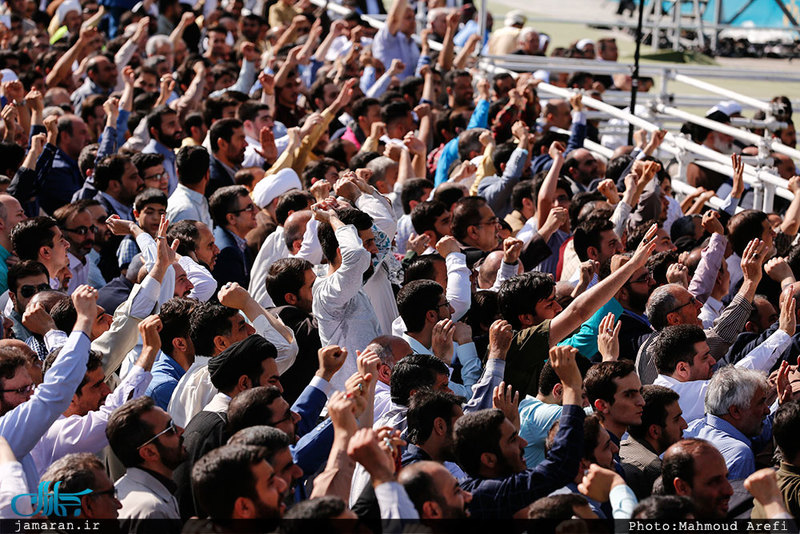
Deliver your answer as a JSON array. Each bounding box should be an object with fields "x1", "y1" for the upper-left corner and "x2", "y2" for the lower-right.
[
  {"x1": 699, "y1": 296, "x2": 725, "y2": 330},
  {"x1": 654, "y1": 329, "x2": 791, "y2": 423},
  {"x1": 116, "y1": 467, "x2": 180, "y2": 521},
  {"x1": 243, "y1": 134, "x2": 266, "y2": 169},
  {"x1": 66, "y1": 251, "x2": 89, "y2": 295},
  {"x1": 31, "y1": 366, "x2": 151, "y2": 477},
  {"x1": 373, "y1": 380, "x2": 392, "y2": 424},
  {"x1": 167, "y1": 313, "x2": 298, "y2": 427},
  {"x1": 312, "y1": 225, "x2": 382, "y2": 392},
  {"x1": 166, "y1": 183, "x2": 213, "y2": 229},
  {"x1": 400, "y1": 333, "x2": 481, "y2": 401},
  {"x1": 248, "y1": 226, "x2": 288, "y2": 309}
]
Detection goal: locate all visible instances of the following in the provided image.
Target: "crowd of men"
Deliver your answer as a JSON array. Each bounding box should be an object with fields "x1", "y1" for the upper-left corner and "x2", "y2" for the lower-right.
[{"x1": 0, "y1": 0, "x2": 798, "y2": 531}]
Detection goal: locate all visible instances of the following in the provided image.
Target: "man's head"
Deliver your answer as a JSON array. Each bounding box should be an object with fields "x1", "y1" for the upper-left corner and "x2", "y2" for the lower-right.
[
  {"x1": 237, "y1": 100, "x2": 274, "y2": 139},
  {"x1": 597, "y1": 37, "x2": 618, "y2": 61},
  {"x1": 517, "y1": 27, "x2": 540, "y2": 55},
  {"x1": 106, "y1": 396, "x2": 187, "y2": 473},
  {"x1": 265, "y1": 257, "x2": 315, "y2": 314},
  {"x1": 0, "y1": 193, "x2": 26, "y2": 238},
  {"x1": 727, "y1": 210, "x2": 774, "y2": 258},
  {"x1": 209, "y1": 185, "x2": 257, "y2": 238},
  {"x1": 705, "y1": 366, "x2": 770, "y2": 437},
  {"x1": 7, "y1": 260, "x2": 50, "y2": 314},
  {"x1": 133, "y1": 189, "x2": 168, "y2": 238},
  {"x1": 498, "y1": 272, "x2": 560, "y2": 329},
  {"x1": 364, "y1": 335, "x2": 412, "y2": 386},
  {"x1": 646, "y1": 284, "x2": 703, "y2": 330},
  {"x1": 746, "y1": 295, "x2": 778, "y2": 334},
  {"x1": 57, "y1": 115, "x2": 90, "y2": 161},
  {"x1": 210, "y1": 117, "x2": 246, "y2": 166},
  {"x1": 380, "y1": 101, "x2": 414, "y2": 140},
  {"x1": 366, "y1": 156, "x2": 399, "y2": 194},
  {"x1": 396, "y1": 280, "x2": 452, "y2": 334},
  {"x1": 208, "y1": 334, "x2": 280, "y2": 397},
  {"x1": 581, "y1": 413, "x2": 618, "y2": 470},
  {"x1": 351, "y1": 97, "x2": 381, "y2": 137},
  {"x1": 317, "y1": 207, "x2": 376, "y2": 267},
  {"x1": 10, "y1": 216, "x2": 69, "y2": 276},
  {"x1": 542, "y1": 99, "x2": 571, "y2": 130},
  {"x1": 189, "y1": 301, "x2": 253, "y2": 357},
  {"x1": 147, "y1": 106, "x2": 183, "y2": 149},
  {"x1": 86, "y1": 54, "x2": 118, "y2": 89},
  {"x1": 584, "y1": 360, "x2": 645, "y2": 438},
  {"x1": 454, "y1": 408, "x2": 527, "y2": 478},
  {"x1": 774, "y1": 400, "x2": 800, "y2": 466},
  {"x1": 132, "y1": 152, "x2": 169, "y2": 195},
  {"x1": 94, "y1": 155, "x2": 144, "y2": 205},
  {"x1": 651, "y1": 324, "x2": 713, "y2": 381},
  {"x1": 398, "y1": 461, "x2": 472, "y2": 519},
  {"x1": 444, "y1": 69, "x2": 473, "y2": 109},
  {"x1": 191, "y1": 444, "x2": 288, "y2": 519},
  {"x1": 54, "y1": 203, "x2": 98, "y2": 259},
  {"x1": 627, "y1": 385, "x2": 686, "y2": 455},
  {"x1": 617, "y1": 262, "x2": 656, "y2": 315},
  {"x1": 537, "y1": 357, "x2": 592, "y2": 406},
  {"x1": 44, "y1": 350, "x2": 109, "y2": 417},
  {"x1": 390, "y1": 353, "x2": 451, "y2": 406},
  {"x1": 573, "y1": 218, "x2": 623, "y2": 264},
  {"x1": 228, "y1": 386, "x2": 300, "y2": 444},
  {"x1": 451, "y1": 196, "x2": 499, "y2": 252},
  {"x1": 0, "y1": 344, "x2": 35, "y2": 415},
  {"x1": 662, "y1": 439, "x2": 733, "y2": 519},
  {"x1": 411, "y1": 200, "x2": 451, "y2": 245},
  {"x1": 168, "y1": 220, "x2": 219, "y2": 271},
  {"x1": 50, "y1": 295, "x2": 113, "y2": 341},
  {"x1": 158, "y1": 297, "x2": 198, "y2": 360},
  {"x1": 406, "y1": 389, "x2": 465, "y2": 461},
  {"x1": 228, "y1": 425, "x2": 303, "y2": 493},
  {"x1": 564, "y1": 148, "x2": 599, "y2": 186},
  {"x1": 176, "y1": 145, "x2": 211, "y2": 188},
  {"x1": 39, "y1": 453, "x2": 121, "y2": 519}
]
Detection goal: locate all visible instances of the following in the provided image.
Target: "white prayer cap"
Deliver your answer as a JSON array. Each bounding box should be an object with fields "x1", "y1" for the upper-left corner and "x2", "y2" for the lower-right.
[
  {"x1": 707, "y1": 100, "x2": 743, "y2": 117},
  {"x1": 533, "y1": 70, "x2": 550, "y2": 83},
  {"x1": 504, "y1": 10, "x2": 526, "y2": 27},
  {"x1": 576, "y1": 39, "x2": 596, "y2": 51},
  {"x1": 252, "y1": 168, "x2": 302, "y2": 208},
  {"x1": 55, "y1": 0, "x2": 81, "y2": 25}
]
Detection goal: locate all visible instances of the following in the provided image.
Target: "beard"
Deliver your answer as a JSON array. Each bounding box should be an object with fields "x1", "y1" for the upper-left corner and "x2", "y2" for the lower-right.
[{"x1": 627, "y1": 289, "x2": 649, "y2": 314}]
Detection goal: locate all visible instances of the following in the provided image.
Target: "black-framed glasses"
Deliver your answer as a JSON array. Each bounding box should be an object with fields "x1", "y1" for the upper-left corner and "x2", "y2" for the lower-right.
[
  {"x1": 144, "y1": 171, "x2": 168, "y2": 181},
  {"x1": 669, "y1": 296, "x2": 697, "y2": 315},
  {"x1": 229, "y1": 204, "x2": 257, "y2": 215},
  {"x1": 268, "y1": 411, "x2": 293, "y2": 427},
  {"x1": 63, "y1": 225, "x2": 98, "y2": 236},
  {"x1": 436, "y1": 300, "x2": 450, "y2": 309},
  {"x1": 627, "y1": 273, "x2": 654, "y2": 285},
  {"x1": 19, "y1": 283, "x2": 51, "y2": 299},
  {"x1": 89, "y1": 487, "x2": 117, "y2": 499},
  {"x1": 0, "y1": 383, "x2": 34, "y2": 395},
  {"x1": 137, "y1": 420, "x2": 177, "y2": 449}
]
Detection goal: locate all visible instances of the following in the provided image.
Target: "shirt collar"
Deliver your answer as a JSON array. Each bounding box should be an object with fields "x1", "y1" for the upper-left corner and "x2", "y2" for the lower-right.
[
  {"x1": 401, "y1": 333, "x2": 431, "y2": 355},
  {"x1": 705, "y1": 414, "x2": 752, "y2": 445},
  {"x1": 147, "y1": 139, "x2": 176, "y2": 161},
  {"x1": 177, "y1": 183, "x2": 205, "y2": 202},
  {"x1": 622, "y1": 309, "x2": 652, "y2": 327},
  {"x1": 214, "y1": 156, "x2": 238, "y2": 177},
  {"x1": 100, "y1": 192, "x2": 133, "y2": 219}
]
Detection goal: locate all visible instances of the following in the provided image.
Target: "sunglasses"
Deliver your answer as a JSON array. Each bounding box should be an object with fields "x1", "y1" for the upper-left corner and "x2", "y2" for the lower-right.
[
  {"x1": 137, "y1": 420, "x2": 178, "y2": 449},
  {"x1": 19, "y1": 283, "x2": 51, "y2": 299},
  {"x1": 63, "y1": 225, "x2": 98, "y2": 236}
]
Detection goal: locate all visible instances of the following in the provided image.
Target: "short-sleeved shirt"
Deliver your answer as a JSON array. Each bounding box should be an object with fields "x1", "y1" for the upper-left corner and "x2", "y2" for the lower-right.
[{"x1": 504, "y1": 320, "x2": 551, "y2": 398}]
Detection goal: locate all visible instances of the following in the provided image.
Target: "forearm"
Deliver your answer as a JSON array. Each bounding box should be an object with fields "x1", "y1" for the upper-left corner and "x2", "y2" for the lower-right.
[
  {"x1": 46, "y1": 42, "x2": 82, "y2": 86},
  {"x1": 781, "y1": 193, "x2": 800, "y2": 235},
  {"x1": 438, "y1": 28, "x2": 456, "y2": 71},
  {"x1": 688, "y1": 233, "x2": 726, "y2": 302},
  {"x1": 537, "y1": 156, "x2": 563, "y2": 228}
]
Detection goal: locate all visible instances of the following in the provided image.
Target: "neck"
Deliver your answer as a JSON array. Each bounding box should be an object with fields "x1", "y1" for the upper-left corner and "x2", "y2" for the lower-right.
[
  {"x1": 182, "y1": 180, "x2": 206, "y2": 194},
  {"x1": 417, "y1": 439, "x2": 444, "y2": 462},
  {"x1": 407, "y1": 327, "x2": 433, "y2": 349},
  {"x1": 170, "y1": 350, "x2": 195, "y2": 372},
  {"x1": 140, "y1": 461, "x2": 173, "y2": 480},
  {"x1": 215, "y1": 153, "x2": 236, "y2": 169},
  {"x1": 225, "y1": 224, "x2": 247, "y2": 239},
  {"x1": 535, "y1": 393, "x2": 557, "y2": 404},
  {"x1": 643, "y1": 434, "x2": 662, "y2": 455},
  {"x1": 63, "y1": 405, "x2": 82, "y2": 418},
  {"x1": 42, "y1": 260, "x2": 59, "y2": 281},
  {"x1": 602, "y1": 420, "x2": 625, "y2": 442}
]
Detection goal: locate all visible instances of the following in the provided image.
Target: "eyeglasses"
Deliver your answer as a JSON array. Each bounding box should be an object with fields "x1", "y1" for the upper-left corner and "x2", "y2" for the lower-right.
[
  {"x1": 669, "y1": 296, "x2": 698, "y2": 315},
  {"x1": 436, "y1": 300, "x2": 450, "y2": 309},
  {"x1": 62, "y1": 225, "x2": 98, "y2": 236},
  {"x1": 0, "y1": 383, "x2": 34, "y2": 395},
  {"x1": 144, "y1": 171, "x2": 168, "y2": 181},
  {"x1": 89, "y1": 487, "x2": 117, "y2": 499},
  {"x1": 19, "y1": 283, "x2": 52, "y2": 299},
  {"x1": 229, "y1": 204, "x2": 257, "y2": 215},
  {"x1": 137, "y1": 420, "x2": 178, "y2": 449},
  {"x1": 475, "y1": 217, "x2": 499, "y2": 227},
  {"x1": 627, "y1": 273, "x2": 654, "y2": 285},
  {"x1": 268, "y1": 411, "x2": 294, "y2": 427}
]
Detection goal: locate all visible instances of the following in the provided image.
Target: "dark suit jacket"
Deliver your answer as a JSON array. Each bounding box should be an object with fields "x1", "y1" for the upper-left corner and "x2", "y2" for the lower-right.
[
  {"x1": 206, "y1": 156, "x2": 235, "y2": 198},
  {"x1": 618, "y1": 310, "x2": 655, "y2": 362},
  {"x1": 96, "y1": 275, "x2": 134, "y2": 315},
  {"x1": 41, "y1": 149, "x2": 82, "y2": 214},
  {"x1": 211, "y1": 226, "x2": 254, "y2": 287},
  {"x1": 272, "y1": 305, "x2": 321, "y2": 406}
]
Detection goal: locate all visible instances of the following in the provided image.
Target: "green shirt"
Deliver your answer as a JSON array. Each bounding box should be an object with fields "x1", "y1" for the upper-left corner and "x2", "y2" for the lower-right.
[
  {"x1": 504, "y1": 320, "x2": 551, "y2": 399},
  {"x1": 0, "y1": 244, "x2": 10, "y2": 295}
]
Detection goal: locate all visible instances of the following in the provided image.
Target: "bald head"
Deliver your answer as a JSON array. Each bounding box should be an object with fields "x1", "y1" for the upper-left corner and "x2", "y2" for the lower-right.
[
  {"x1": 478, "y1": 251, "x2": 504, "y2": 289},
  {"x1": 283, "y1": 210, "x2": 312, "y2": 255},
  {"x1": 398, "y1": 461, "x2": 470, "y2": 519},
  {"x1": 27, "y1": 290, "x2": 66, "y2": 312}
]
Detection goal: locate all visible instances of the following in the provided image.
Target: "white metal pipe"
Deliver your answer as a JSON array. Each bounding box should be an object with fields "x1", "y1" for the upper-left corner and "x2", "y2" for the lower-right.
[
  {"x1": 669, "y1": 73, "x2": 772, "y2": 111},
  {"x1": 656, "y1": 103, "x2": 764, "y2": 145}
]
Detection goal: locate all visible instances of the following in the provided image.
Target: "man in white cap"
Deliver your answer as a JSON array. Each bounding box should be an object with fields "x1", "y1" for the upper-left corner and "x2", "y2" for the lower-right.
[{"x1": 487, "y1": 9, "x2": 526, "y2": 55}]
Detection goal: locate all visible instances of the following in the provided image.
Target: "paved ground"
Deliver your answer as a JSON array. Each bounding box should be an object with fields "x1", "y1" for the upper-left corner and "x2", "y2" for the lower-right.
[{"x1": 481, "y1": 0, "x2": 800, "y2": 101}]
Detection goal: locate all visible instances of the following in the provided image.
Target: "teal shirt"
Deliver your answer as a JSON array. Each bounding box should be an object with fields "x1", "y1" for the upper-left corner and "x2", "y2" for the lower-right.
[
  {"x1": 558, "y1": 298, "x2": 623, "y2": 359},
  {"x1": 0, "y1": 244, "x2": 10, "y2": 294}
]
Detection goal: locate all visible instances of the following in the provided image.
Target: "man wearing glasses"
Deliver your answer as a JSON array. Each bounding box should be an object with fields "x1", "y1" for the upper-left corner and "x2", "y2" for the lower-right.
[
  {"x1": 54, "y1": 203, "x2": 99, "y2": 294},
  {"x1": 106, "y1": 396, "x2": 185, "y2": 525},
  {"x1": 6, "y1": 260, "x2": 51, "y2": 341},
  {"x1": 209, "y1": 185, "x2": 258, "y2": 287}
]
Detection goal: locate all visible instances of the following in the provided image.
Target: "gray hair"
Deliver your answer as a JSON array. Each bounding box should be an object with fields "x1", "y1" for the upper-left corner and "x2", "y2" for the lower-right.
[
  {"x1": 40, "y1": 453, "x2": 104, "y2": 497},
  {"x1": 366, "y1": 335, "x2": 405, "y2": 368},
  {"x1": 704, "y1": 366, "x2": 769, "y2": 416},
  {"x1": 645, "y1": 284, "x2": 682, "y2": 331},
  {"x1": 145, "y1": 35, "x2": 173, "y2": 57},
  {"x1": 366, "y1": 156, "x2": 398, "y2": 185}
]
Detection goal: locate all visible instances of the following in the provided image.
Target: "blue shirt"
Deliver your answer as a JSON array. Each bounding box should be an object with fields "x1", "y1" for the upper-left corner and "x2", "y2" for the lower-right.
[
  {"x1": 559, "y1": 298, "x2": 624, "y2": 360},
  {"x1": 0, "y1": 243, "x2": 10, "y2": 294},
  {"x1": 684, "y1": 414, "x2": 766, "y2": 480},
  {"x1": 434, "y1": 99, "x2": 490, "y2": 186},
  {"x1": 519, "y1": 397, "x2": 563, "y2": 468},
  {"x1": 146, "y1": 352, "x2": 186, "y2": 411},
  {"x1": 372, "y1": 25, "x2": 420, "y2": 80}
]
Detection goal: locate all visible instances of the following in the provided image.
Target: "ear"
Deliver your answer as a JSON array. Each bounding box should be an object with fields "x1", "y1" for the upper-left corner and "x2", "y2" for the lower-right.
[
  {"x1": 225, "y1": 212, "x2": 237, "y2": 228},
  {"x1": 149, "y1": 126, "x2": 157, "y2": 139},
  {"x1": 285, "y1": 292, "x2": 299, "y2": 306},
  {"x1": 517, "y1": 313, "x2": 535, "y2": 328},
  {"x1": 39, "y1": 245, "x2": 51, "y2": 261},
  {"x1": 237, "y1": 374, "x2": 251, "y2": 391},
  {"x1": 422, "y1": 500, "x2": 443, "y2": 519},
  {"x1": 290, "y1": 239, "x2": 302, "y2": 255},
  {"x1": 232, "y1": 496, "x2": 255, "y2": 519},
  {"x1": 744, "y1": 320, "x2": 758, "y2": 334},
  {"x1": 646, "y1": 423, "x2": 661, "y2": 443},
  {"x1": 138, "y1": 442, "x2": 159, "y2": 464},
  {"x1": 593, "y1": 398, "x2": 610, "y2": 416},
  {"x1": 133, "y1": 209, "x2": 141, "y2": 219},
  {"x1": 666, "y1": 312, "x2": 681, "y2": 326},
  {"x1": 425, "y1": 308, "x2": 438, "y2": 324},
  {"x1": 552, "y1": 382, "x2": 563, "y2": 400},
  {"x1": 172, "y1": 337, "x2": 188, "y2": 354},
  {"x1": 673, "y1": 477, "x2": 691, "y2": 497},
  {"x1": 479, "y1": 451, "x2": 496, "y2": 471},
  {"x1": 213, "y1": 334, "x2": 229, "y2": 353},
  {"x1": 377, "y1": 363, "x2": 392, "y2": 383},
  {"x1": 586, "y1": 246, "x2": 600, "y2": 262},
  {"x1": 408, "y1": 199, "x2": 420, "y2": 211},
  {"x1": 433, "y1": 416, "x2": 448, "y2": 437}
]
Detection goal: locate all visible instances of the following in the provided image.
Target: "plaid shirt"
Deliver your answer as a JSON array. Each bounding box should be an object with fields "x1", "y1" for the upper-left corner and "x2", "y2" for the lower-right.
[
  {"x1": 459, "y1": 404, "x2": 585, "y2": 519},
  {"x1": 116, "y1": 236, "x2": 140, "y2": 269}
]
